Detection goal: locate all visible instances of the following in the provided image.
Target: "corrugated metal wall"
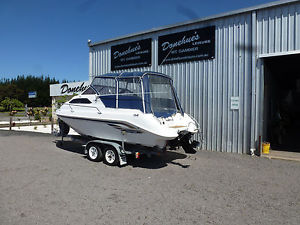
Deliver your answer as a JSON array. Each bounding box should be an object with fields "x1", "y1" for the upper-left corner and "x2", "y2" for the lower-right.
[
  {"x1": 257, "y1": 3, "x2": 300, "y2": 54},
  {"x1": 253, "y1": 2, "x2": 300, "y2": 148},
  {"x1": 155, "y1": 14, "x2": 252, "y2": 154},
  {"x1": 89, "y1": 1, "x2": 300, "y2": 154}
]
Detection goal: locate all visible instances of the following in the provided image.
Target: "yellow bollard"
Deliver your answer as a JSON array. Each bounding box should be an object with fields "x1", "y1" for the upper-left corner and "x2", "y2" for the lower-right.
[{"x1": 262, "y1": 142, "x2": 270, "y2": 154}]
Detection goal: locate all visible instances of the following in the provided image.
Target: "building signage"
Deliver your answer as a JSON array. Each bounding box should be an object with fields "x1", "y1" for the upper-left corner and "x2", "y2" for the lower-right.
[
  {"x1": 111, "y1": 38, "x2": 152, "y2": 70},
  {"x1": 50, "y1": 81, "x2": 91, "y2": 97},
  {"x1": 158, "y1": 26, "x2": 215, "y2": 65},
  {"x1": 230, "y1": 97, "x2": 240, "y2": 110}
]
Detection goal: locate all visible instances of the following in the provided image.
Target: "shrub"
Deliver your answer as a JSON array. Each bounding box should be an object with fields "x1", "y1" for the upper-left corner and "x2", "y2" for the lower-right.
[
  {"x1": 27, "y1": 107, "x2": 34, "y2": 117},
  {"x1": 9, "y1": 110, "x2": 17, "y2": 116},
  {"x1": 0, "y1": 98, "x2": 23, "y2": 111},
  {"x1": 48, "y1": 113, "x2": 52, "y2": 122},
  {"x1": 41, "y1": 107, "x2": 49, "y2": 116},
  {"x1": 55, "y1": 95, "x2": 74, "y2": 109},
  {"x1": 34, "y1": 109, "x2": 41, "y2": 121}
]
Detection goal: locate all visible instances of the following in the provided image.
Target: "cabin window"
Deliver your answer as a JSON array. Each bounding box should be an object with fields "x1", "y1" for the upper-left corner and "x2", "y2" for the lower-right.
[
  {"x1": 148, "y1": 75, "x2": 178, "y2": 117},
  {"x1": 118, "y1": 78, "x2": 143, "y2": 111},
  {"x1": 92, "y1": 78, "x2": 116, "y2": 108},
  {"x1": 82, "y1": 87, "x2": 96, "y2": 95},
  {"x1": 69, "y1": 98, "x2": 92, "y2": 104}
]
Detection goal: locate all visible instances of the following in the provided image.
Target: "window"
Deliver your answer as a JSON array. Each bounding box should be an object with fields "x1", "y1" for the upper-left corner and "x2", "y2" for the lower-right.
[
  {"x1": 92, "y1": 78, "x2": 116, "y2": 95},
  {"x1": 82, "y1": 87, "x2": 96, "y2": 95},
  {"x1": 91, "y1": 77, "x2": 116, "y2": 108},
  {"x1": 69, "y1": 98, "x2": 92, "y2": 104},
  {"x1": 118, "y1": 78, "x2": 143, "y2": 111},
  {"x1": 148, "y1": 75, "x2": 178, "y2": 117}
]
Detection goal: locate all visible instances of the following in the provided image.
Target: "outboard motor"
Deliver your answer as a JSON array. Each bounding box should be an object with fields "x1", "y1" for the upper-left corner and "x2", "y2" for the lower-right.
[
  {"x1": 180, "y1": 133, "x2": 199, "y2": 154},
  {"x1": 168, "y1": 131, "x2": 199, "y2": 154}
]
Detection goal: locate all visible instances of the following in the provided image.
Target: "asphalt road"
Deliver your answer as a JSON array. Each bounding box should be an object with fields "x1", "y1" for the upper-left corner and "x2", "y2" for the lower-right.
[{"x1": 0, "y1": 130, "x2": 299, "y2": 225}]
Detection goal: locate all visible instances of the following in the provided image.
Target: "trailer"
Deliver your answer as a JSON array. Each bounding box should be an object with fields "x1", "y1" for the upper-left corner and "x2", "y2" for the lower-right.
[{"x1": 58, "y1": 133, "x2": 168, "y2": 167}]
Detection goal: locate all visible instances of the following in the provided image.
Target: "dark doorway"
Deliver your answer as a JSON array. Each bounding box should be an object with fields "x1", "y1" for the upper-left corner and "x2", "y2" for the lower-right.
[{"x1": 264, "y1": 54, "x2": 300, "y2": 152}]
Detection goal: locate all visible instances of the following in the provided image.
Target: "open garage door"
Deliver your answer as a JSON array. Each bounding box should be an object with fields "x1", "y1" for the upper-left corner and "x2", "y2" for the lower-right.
[{"x1": 264, "y1": 54, "x2": 300, "y2": 152}]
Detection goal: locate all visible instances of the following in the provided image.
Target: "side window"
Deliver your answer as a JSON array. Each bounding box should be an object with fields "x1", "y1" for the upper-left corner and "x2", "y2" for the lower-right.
[
  {"x1": 82, "y1": 87, "x2": 96, "y2": 95},
  {"x1": 69, "y1": 98, "x2": 92, "y2": 104},
  {"x1": 118, "y1": 78, "x2": 143, "y2": 111}
]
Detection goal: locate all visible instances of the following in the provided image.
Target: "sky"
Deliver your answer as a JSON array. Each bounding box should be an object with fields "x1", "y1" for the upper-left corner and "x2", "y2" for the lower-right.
[{"x1": 0, "y1": 0, "x2": 276, "y2": 82}]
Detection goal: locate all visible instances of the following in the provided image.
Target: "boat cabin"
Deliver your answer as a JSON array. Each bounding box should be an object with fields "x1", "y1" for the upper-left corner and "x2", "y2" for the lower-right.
[{"x1": 82, "y1": 72, "x2": 183, "y2": 118}]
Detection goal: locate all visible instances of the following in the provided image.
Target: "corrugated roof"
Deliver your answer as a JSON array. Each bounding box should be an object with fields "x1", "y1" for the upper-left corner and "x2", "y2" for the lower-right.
[{"x1": 89, "y1": 0, "x2": 298, "y2": 47}]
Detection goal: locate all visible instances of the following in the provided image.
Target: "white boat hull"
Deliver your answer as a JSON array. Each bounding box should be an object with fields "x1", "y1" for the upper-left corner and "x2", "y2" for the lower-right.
[{"x1": 58, "y1": 115, "x2": 175, "y2": 148}]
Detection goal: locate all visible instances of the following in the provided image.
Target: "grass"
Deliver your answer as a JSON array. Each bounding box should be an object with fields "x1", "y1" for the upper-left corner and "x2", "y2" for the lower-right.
[
  {"x1": 14, "y1": 107, "x2": 25, "y2": 112},
  {"x1": 0, "y1": 106, "x2": 52, "y2": 114},
  {"x1": 0, "y1": 106, "x2": 25, "y2": 112},
  {"x1": 14, "y1": 114, "x2": 27, "y2": 117}
]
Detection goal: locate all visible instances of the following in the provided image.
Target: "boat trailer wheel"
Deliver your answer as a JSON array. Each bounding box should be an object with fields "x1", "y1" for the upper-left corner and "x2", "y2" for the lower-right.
[
  {"x1": 87, "y1": 144, "x2": 103, "y2": 162},
  {"x1": 104, "y1": 147, "x2": 119, "y2": 166}
]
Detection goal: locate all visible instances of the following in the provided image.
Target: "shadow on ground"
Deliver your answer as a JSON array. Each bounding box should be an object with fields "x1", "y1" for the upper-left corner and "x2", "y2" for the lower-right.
[
  {"x1": 54, "y1": 140, "x2": 85, "y2": 154},
  {"x1": 54, "y1": 139, "x2": 189, "y2": 169},
  {"x1": 127, "y1": 152, "x2": 189, "y2": 169}
]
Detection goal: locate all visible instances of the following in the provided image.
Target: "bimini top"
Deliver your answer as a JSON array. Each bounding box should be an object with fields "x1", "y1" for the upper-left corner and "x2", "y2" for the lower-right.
[
  {"x1": 89, "y1": 71, "x2": 183, "y2": 117},
  {"x1": 94, "y1": 71, "x2": 172, "y2": 79}
]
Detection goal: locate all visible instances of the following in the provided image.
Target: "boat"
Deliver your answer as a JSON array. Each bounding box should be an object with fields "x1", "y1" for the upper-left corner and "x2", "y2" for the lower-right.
[{"x1": 56, "y1": 71, "x2": 200, "y2": 155}]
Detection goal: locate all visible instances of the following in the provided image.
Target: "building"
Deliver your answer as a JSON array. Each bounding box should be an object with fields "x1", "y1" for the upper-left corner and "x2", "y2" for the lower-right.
[{"x1": 88, "y1": 0, "x2": 300, "y2": 154}]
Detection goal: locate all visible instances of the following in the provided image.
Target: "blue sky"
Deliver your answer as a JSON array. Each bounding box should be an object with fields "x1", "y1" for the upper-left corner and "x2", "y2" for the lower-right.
[{"x1": 0, "y1": 0, "x2": 275, "y2": 82}]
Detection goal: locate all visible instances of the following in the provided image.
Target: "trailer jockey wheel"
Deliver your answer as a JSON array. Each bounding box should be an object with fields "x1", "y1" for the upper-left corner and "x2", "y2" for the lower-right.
[
  {"x1": 87, "y1": 144, "x2": 103, "y2": 162},
  {"x1": 104, "y1": 147, "x2": 119, "y2": 166}
]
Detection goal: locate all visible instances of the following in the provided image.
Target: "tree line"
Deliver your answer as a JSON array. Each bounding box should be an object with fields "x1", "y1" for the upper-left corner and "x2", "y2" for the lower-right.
[{"x1": 0, "y1": 75, "x2": 59, "y2": 107}]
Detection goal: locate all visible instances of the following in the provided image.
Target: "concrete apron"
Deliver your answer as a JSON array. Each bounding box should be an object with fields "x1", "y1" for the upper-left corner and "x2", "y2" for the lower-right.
[{"x1": 262, "y1": 150, "x2": 300, "y2": 162}]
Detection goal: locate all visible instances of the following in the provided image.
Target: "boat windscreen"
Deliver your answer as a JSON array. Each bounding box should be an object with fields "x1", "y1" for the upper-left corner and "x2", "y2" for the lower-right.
[
  {"x1": 92, "y1": 77, "x2": 116, "y2": 108},
  {"x1": 147, "y1": 75, "x2": 180, "y2": 118},
  {"x1": 92, "y1": 77, "x2": 116, "y2": 95}
]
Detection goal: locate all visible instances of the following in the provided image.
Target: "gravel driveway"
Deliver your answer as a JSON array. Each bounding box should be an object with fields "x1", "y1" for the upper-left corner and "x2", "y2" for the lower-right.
[{"x1": 0, "y1": 130, "x2": 299, "y2": 225}]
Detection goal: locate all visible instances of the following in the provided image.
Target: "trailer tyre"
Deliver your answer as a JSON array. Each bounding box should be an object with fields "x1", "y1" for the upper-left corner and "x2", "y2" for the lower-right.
[
  {"x1": 87, "y1": 144, "x2": 103, "y2": 162},
  {"x1": 103, "y1": 147, "x2": 119, "y2": 166}
]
